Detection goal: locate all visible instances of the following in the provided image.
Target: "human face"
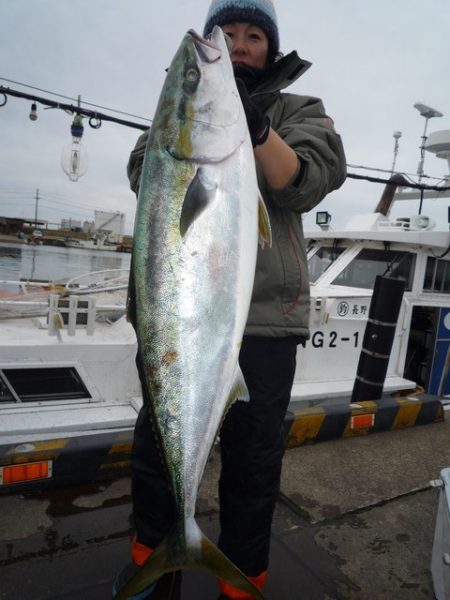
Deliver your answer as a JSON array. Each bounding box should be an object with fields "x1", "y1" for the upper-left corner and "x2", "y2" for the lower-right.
[{"x1": 221, "y1": 22, "x2": 269, "y2": 69}]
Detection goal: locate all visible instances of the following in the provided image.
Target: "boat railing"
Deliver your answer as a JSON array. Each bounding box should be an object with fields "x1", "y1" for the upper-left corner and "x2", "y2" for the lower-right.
[
  {"x1": 0, "y1": 293, "x2": 127, "y2": 335},
  {"x1": 48, "y1": 294, "x2": 96, "y2": 336},
  {"x1": 0, "y1": 279, "x2": 64, "y2": 295},
  {"x1": 376, "y1": 215, "x2": 436, "y2": 231},
  {"x1": 63, "y1": 269, "x2": 129, "y2": 294},
  {"x1": 0, "y1": 270, "x2": 129, "y2": 333}
]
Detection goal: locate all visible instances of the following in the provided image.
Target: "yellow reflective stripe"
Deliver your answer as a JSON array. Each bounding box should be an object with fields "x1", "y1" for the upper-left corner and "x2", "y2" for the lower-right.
[
  {"x1": 108, "y1": 443, "x2": 133, "y2": 455},
  {"x1": 100, "y1": 460, "x2": 131, "y2": 471},
  {"x1": 6, "y1": 439, "x2": 68, "y2": 456},
  {"x1": 287, "y1": 408, "x2": 326, "y2": 447},
  {"x1": 392, "y1": 399, "x2": 422, "y2": 428}
]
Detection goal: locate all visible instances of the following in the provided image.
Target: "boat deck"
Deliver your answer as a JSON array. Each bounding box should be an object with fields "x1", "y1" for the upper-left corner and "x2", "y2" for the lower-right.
[
  {"x1": 1, "y1": 415, "x2": 448, "y2": 599},
  {"x1": 0, "y1": 311, "x2": 135, "y2": 347}
]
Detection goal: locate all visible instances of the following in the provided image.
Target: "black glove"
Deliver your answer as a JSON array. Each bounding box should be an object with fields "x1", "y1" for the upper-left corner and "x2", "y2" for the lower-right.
[{"x1": 235, "y1": 77, "x2": 270, "y2": 148}]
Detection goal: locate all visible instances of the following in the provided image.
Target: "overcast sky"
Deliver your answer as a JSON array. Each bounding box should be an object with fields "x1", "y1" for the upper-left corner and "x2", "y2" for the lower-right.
[{"x1": 0, "y1": 0, "x2": 449, "y2": 234}]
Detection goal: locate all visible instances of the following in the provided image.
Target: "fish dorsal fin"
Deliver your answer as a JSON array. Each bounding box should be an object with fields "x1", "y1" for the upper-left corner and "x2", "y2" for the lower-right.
[
  {"x1": 180, "y1": 168, "x2": 216, "y2": 238},
  {"x1": 258, "y1": 195, "x2": 272, "y2": 249}
]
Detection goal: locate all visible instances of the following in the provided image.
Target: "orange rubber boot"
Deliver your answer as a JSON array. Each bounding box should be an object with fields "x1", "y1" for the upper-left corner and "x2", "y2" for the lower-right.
[
  {"x1": 131, "y1": 538, "x2": 154, "y2": 565},
  {"x1": 112, "y1": 539, "x2": 156, "y2": 599},
  {"x1": 218, "y1": 571, "x2": 268, "y2": 599}
]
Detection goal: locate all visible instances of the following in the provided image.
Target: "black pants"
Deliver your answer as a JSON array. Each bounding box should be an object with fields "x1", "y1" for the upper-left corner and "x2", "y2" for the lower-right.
[{"x1": 131, "y1": 335, "x2": 300, "y2": 576}]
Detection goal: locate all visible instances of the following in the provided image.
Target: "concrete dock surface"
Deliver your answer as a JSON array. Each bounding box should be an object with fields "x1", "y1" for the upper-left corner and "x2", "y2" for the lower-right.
[{"x1": 1, "y1": 416, "x2": 449, "y2": 599}]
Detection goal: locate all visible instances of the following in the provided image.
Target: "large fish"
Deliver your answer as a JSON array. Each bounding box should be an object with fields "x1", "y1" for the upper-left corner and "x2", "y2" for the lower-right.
[{"x1": 115, "y1": 26, "x2": 270, "y2": 600}]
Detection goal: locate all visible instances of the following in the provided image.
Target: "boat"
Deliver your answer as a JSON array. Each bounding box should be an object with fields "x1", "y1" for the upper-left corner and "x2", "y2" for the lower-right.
[
  {"x1": 293, "y1": 196, "x2": 450, "y2": 406},
  {"x1": 0, "y1": 269, "x2": 140, "y2": 489},
  {"x1": 1, "y1": 131, "x2": 449, "y2": 491},
  {"x1": 64, "y1": 237, "x2": 118, "y2": 251},
  {"x1": 292, "y1": 128, "x2": 450, "y2": 415}
]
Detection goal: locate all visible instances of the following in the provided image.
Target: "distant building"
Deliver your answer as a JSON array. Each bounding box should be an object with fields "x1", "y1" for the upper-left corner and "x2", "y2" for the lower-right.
[
  {"x1": 94, "y1": 211, "x2": 125, "y2": 243},
  {"x1": 0, "y1": 217, "x2": 48, "y2": 235},
  {"x1": 0, "y1": 217, "x2": 25, "y2": 236},
  {"x1": 61, "y1": 218, "x2": 82, "y2": 231},
  {"x1": 83, "y1": 221, "x2": 95, "y2": 234}
]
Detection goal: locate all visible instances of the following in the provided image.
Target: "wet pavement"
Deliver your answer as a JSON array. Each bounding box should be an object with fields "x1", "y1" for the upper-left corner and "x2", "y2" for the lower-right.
[{"x1": 1, "y1": 417, "x2": 449, "y2": 599}]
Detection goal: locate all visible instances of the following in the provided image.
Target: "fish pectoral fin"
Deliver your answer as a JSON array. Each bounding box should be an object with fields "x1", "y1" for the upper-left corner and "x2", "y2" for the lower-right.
[
  {"x1": 258, "y1": 195, "x2": 272, "y2": 249},
  {"x1": 180, "y1": 168, "x2": 216, "y2": 238},
  {"x1": 228, "y1": 365, "x2": 250, "y2": 405}
]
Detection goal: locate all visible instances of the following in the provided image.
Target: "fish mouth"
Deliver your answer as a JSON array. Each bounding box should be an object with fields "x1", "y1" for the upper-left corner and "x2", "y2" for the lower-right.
[{"x1": 188, "y1": 28, "x2": 223, "y2": 63}]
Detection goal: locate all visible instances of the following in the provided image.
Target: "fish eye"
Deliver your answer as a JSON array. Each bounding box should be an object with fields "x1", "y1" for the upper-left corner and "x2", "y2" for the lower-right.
[{"x1": 185, "y1": 68, "x2": 200, "y2": 83}]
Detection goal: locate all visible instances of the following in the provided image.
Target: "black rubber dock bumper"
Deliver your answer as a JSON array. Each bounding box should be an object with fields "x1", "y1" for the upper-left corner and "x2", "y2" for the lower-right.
[
  {"x1": 0, "y1": 429, "x2": 134, "y2": 493},
  {"x1": 285, "y1": 393, "x2": 445, "y2": 447},
  {"x1": 0, "y1": 395, "x2": 444, "y2": 492}
]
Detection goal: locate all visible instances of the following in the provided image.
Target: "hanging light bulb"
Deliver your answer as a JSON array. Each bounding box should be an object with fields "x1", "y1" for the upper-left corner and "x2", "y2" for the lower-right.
[
  {"x1": 29, "y1": 102, "x2": 38, "y2": 121},
  {"x1": 61, "y1": 114, "x2": 88, "y2": 182}
]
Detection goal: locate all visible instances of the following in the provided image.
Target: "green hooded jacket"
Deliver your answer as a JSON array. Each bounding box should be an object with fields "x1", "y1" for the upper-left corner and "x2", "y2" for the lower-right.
[{"x1": 127, "y1": 51, "x2": 347, "y2": 339}]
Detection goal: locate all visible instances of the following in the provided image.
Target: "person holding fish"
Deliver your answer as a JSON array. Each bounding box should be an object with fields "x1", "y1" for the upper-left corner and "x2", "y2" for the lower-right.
[{"x1": 115, "y1": 1, "x2": 346, "y2": 599}]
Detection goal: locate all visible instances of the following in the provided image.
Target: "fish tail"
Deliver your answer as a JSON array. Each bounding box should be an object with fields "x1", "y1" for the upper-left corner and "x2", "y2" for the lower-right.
[
  {"x1": 112, "y1": 534, "x2": 175, "y2": 600},
  {"x1": 112, "y1": 519, "x2": 264, "y2": 599},
  {"x1": 200, "y1": 528, "x2": 265, "y2": 599}
]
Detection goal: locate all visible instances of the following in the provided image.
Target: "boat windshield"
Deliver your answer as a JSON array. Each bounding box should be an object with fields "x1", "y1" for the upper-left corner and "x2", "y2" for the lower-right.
[
  {"x1": 308, "y1": 244, "x2": 347, "y2": 283},
  {"x1": 332, "y1": 248, "x2": 416, "y2": 290},
  {"x1": 424, "y1": 257, "x2": 450, "y2": 294}
]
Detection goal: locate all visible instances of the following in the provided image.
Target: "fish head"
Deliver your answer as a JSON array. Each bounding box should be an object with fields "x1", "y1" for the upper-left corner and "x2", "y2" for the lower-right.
[{"x1": 161, "y1": 26, "x2": 246, "y2": 162}]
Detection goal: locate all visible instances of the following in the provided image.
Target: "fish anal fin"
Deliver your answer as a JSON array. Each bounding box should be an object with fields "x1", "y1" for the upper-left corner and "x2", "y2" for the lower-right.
[
  {"x1": 258, "y1": 195, "x2": 272, "y2": 249},
  {"x1": 228, "y1": 365, "x2": 250, "y2": 406}
]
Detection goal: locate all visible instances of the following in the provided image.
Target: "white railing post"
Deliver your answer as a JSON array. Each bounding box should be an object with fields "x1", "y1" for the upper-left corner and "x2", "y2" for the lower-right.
[
  {"x1": 68, "y1": 296, "x2": 78, "y2": 336},
  {"x1": 48, "y1": 294, "x2": 59, "y2": 336},
  {"x1": 86, "y1": 296, "x2": 96, "y2": 336}
]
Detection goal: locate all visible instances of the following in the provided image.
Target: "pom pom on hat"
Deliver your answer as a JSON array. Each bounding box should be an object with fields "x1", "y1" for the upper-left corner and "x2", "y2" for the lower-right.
[{"x1": 203, "y1": 0, "x2": 279, "y2": 55}]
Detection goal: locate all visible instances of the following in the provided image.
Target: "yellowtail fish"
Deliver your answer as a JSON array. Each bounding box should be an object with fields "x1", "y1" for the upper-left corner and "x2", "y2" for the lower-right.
[{"x1": 116, "y1": 26, "x2": 270, "y2": 600}]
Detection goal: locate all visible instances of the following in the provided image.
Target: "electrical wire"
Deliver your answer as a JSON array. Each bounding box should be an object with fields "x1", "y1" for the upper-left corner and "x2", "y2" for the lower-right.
[
  {"x1": 346, "y1": 172, "x2": 450, "y2": 191},
  {"x1": 2, "y1": 83, "x2": 450, "y2": 201},
  {"x1": 0, "y1": 77, "x2": 151, "y2": 123},
  {"x1": 346, "y1": 163, "x2": 444, "y2": 182},
  {"x1": 0, "y1": 85, "x2": 149, "y2": 131}
]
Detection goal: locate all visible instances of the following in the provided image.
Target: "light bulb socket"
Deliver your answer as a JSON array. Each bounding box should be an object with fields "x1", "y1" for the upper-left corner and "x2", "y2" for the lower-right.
[
  {"x1": 70, "y1": 114, "x2": 84, "y2": 138},
  {"x1": 29, "y1": 102, "x2": 38, "y2": 121}
]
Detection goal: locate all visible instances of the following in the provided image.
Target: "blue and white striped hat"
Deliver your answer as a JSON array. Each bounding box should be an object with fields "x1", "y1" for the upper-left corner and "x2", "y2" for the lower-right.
[{"x1": 203, "y1": 0, "x2": 279, "y2": 55}]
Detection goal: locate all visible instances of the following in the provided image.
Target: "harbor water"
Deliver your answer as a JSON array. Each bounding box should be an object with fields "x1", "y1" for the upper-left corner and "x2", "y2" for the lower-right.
[{"x1": 0, "y1": 242, "x2": 131, "y2": 290}]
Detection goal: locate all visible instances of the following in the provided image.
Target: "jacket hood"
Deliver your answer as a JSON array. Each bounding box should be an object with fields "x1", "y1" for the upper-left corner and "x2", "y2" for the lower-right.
[
  {"x1": 254, "y1": 51, "x2": 311, "y2": 95},
  {"x1": 247, "y1": 51, "x2": 312, "y2": 112}
]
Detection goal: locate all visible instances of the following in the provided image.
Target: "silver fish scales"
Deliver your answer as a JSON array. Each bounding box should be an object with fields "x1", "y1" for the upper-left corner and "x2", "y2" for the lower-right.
[{"x1": 115, "y1": 26, "x2": 270, "y2": 600}]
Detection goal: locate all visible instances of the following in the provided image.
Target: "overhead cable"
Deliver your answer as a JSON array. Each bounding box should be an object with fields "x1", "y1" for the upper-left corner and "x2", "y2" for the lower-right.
[
  {"x1": 346, "y1": 172, "x2": 450, "y2": 192},
  {"x1": 0, "y1": 85, "x2": 149, "y2": 131},
  {"x1": 0, "y1": 77, "x2": 151, "y2": 123}
]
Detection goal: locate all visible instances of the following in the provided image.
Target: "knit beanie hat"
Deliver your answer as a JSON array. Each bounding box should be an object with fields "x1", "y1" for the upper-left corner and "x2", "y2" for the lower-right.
[{"x1": 203, "y1": 0, "x2": 279, "y2": 56}]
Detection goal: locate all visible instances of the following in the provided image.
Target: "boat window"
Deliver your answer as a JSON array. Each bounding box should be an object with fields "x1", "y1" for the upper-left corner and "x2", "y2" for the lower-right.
[
  {"x1": 308, "y1": 244, "x2": 346, "y2": 283},
  {"x1": 1, "y1": 367, "x2": 91, "y2": 402},
  {"x1": 424, "y1": 257, "x2": 450, "y2": 293},
  {"x1": 0, "y1": 375, "x2": 15, "y2": 403},
  {"x1": 331, "y1": 249, "x2": 415, "y2": 290}
]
